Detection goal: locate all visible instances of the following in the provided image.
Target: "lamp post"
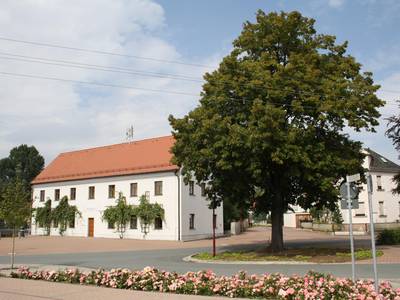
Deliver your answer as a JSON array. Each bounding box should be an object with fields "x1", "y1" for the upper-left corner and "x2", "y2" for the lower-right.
[{"x1": 141, "y1": 222, "x2": 150, "y2": 239}]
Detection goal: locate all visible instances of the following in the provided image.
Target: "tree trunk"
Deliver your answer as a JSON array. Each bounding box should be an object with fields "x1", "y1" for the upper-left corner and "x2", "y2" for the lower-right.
[
  {"x1": 270, "y1": 197, "x2": 284, "y2": 252},
  {"x1": 11, "y1": 226, "x2": 16, "y2": 269}
]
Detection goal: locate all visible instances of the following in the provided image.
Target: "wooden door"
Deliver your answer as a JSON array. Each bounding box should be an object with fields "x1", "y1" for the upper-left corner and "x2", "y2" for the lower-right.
[{"x1": 88, "y1": 218, "x2": 94, "y2": 237}]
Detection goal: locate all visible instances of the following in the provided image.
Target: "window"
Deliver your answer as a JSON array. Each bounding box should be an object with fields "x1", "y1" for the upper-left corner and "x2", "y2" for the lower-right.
[
  {"x1": 130, "y1": 183, "x2": 138, "y2": 197},
  {"x1": 130, "y1": 216, "x2": 137, "y2": 229},
  {"x1": 154, "y1": 217, "x2": 163, "y2": 229},
  {"x1": 155, "y1": 181, "x2": 163, "y2": 196},
  {"x1": 399, "y1": 201, "x2": 400, "y2": 217},
  {"x1": 108, "y1": 221, "x2": 115, "y2": 229},
  {"x1": 88, "y1": 186, "x2": 95, "y2": 199},
  {"x1": 53, "y1": 220, "x2": 59, "y2": 228},
  {"x1": 54, "y1": 189, "x2": 60, "y2": 201},
  {"x1": 377, "y1": 175, "x2": 383, "y2": 191},
  {"x1": 70, "y1": 188, "x2": 76, "y2": 200},
  {"x1": 355, "y1": 202, "x2": 365, "y2": 217},
  {"x1": 189, "y1": 181, "x2": 195, "y2": 195},
  {"x1": 379, "y1": 201, "x2": 385, "y2": 216},
  {"x1": 40, "y1": 190, "x2": 45, "y2": 202},
  {"x1": 69, "y1": 215, "x2": 75, "y2": 228},
  {"x1": 108, "y1": 185, "x2": 115, "y2": 198},
  {"x1": 213, "y1": 214, "x2": 217, "y2": 229},
  {"x1": 201, "y1": 183, "x2": 206, "y2": 197},
  {"x1": 189, "y1": 214, "x2": 195, "y2": 230}
]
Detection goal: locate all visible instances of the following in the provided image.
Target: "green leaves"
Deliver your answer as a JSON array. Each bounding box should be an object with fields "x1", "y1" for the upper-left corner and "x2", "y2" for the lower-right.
[
  {"x1": 133, "y1": 195, "x2": 164, "y2": 226},
  {"x1": 52, "y1": 196, "x2": 81, "y2": 236},
  {"x1": 0, "y1": 178, "x2": 31, "y2": 229},
  {"x1": 169, "y1": 10, "x2": 382, "y2": 250},
  {"x1": 102, "y1": 192, "x2": 135, "y2": 239},
  {"x1": 34, "y1": 199, "x2": 52, "y2": 235}
]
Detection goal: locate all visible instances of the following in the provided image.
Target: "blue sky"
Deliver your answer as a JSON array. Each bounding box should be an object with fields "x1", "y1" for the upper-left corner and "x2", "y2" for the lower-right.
[{"x1": 0, "y1": 0, "x2": 399, "y2": 164}]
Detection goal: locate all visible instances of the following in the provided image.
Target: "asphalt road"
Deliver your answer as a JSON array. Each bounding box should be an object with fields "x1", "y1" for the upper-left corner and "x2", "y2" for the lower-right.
[{"x1": 1, "y1": 245, "x2": 399, "y2": 281}]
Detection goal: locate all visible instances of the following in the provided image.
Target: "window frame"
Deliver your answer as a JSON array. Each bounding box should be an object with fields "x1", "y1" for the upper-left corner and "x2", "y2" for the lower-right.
[
  {"x1": 154, "y1": 181, "x2": 163, "y2": 196},
  {"x1": 377, "y1": 175, "x2": 383, "y2": 191},
  {"x1": 70, "y1": 187, "x2": 76, "y2": 200},
  {"x1": 154, "y1": 216, "x2": 163, "y2": 230},
  {"x1": 189, "y1": 181, "x2": 195, "y2": 196},
  {"x1": 108, "y1": 221, "x2": 115, "y2": 229},
  {"x1": 130, "y1": 215, "x2": 138, "y2": 229},
  {"x1": 189, "y1": 213, "x2": 195, "y2": 230},
  {"x1": 54, "y1": 189, "x2": 60, "y2": 201},
  {"x1": 40, "y1": 190, "x2": 45, "y2": 202},
  {"x1": 201, "y1": 183, "x2": 206, "y2": 197},
  {"x1": 108, "y1": 185, "x2": 116, "y2": 199},
  {"x1": 130, "y1": 182, "x2": 138, "y2": 197},
  {"x1": 88, "y1": 186, "x2": 95, "y2": 199}
]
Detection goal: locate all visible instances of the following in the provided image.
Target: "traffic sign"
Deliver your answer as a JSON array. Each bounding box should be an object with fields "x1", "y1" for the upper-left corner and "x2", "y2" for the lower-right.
[{"x1": 340, "y1": 182, "x2": 359, "y2": 199}]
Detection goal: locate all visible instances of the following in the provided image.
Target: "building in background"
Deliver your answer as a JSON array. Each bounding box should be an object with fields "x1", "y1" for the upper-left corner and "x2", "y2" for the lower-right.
[
  {"x1": 284, "y1": 149, "x2": 400, "y2": 228},
  {"x1": 31, "y1": 136, "x2": 223, "y2": 241}
]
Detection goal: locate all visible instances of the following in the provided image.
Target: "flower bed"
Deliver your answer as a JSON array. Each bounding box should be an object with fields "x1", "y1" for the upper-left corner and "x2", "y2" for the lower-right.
[{"x1": 11, "y1": 266, "x2": 400, "y2": 299}]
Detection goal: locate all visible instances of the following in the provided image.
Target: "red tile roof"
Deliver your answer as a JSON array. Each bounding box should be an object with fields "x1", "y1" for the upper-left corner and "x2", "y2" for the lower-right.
[{"x1": 32, "y1": 136, "x2": 178, "y2": 184}]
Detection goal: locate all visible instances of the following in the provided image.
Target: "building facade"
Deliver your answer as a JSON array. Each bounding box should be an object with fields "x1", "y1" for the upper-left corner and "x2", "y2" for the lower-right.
[
  {"x1": 284, "y1": 149, "x2": 400, "y2": 228},
  {"x1": 31, "y1": 136, "x2": 224, "y2": 241}
]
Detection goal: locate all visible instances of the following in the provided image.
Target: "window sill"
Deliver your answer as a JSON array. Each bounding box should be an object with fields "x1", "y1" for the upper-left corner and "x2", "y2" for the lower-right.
[{"x1": 355, "y1": 214, "x2": 366, "y2": 217}]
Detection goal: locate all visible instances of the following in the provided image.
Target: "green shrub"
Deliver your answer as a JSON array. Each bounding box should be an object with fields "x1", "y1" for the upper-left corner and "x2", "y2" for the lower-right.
[{"x1": 377, "y1": 229, "x2": 400, "y2": 245}]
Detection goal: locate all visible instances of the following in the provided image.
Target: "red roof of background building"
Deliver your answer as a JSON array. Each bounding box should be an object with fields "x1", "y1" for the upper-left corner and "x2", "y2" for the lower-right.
[{"x1": 32, "y1": 136, "x2": 178, "y2": 184}]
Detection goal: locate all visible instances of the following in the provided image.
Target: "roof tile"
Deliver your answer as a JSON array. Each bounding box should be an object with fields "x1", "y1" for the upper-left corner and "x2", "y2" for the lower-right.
[{"x1": 32, "y1": 136, "x2": 178, "y2": 184}]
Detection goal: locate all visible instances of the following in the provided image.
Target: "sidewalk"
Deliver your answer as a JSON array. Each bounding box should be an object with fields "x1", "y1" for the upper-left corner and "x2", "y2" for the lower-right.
[{"x1": 0, "y1": 277, "x2": 246, "y2": 300}]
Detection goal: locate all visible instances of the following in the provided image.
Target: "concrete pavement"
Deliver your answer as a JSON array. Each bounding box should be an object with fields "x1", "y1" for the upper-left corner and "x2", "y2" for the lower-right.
[{"x1": 0, "y1": 277, "x2": 246, "y2": 300}]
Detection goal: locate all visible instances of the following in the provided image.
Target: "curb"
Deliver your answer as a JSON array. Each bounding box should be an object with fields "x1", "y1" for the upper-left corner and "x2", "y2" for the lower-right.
[{"x1": 183, "y1": 254, "x2": 318, "y2": 265}]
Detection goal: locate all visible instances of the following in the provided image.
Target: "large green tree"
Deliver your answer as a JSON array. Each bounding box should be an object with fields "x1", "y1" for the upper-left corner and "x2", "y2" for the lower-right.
[
  {"x1": 0, "y1": 178, "x2": 31, "y2": 268},
  {"x1": 0, "y1": 145, "x2": 44, "y2": 191},
  {"x1": 169, "y1": 10, "x2": 383, "y2": 251}
]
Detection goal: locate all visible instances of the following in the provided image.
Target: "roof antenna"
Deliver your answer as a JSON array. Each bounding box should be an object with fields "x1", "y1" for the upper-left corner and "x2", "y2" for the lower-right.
[{"x1": 126, "y1": 125, "x2": 134, "y2": 142}]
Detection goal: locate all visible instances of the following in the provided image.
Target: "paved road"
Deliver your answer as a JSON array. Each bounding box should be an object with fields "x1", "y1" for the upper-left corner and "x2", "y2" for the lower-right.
[{"x1": 1, "y1": 245, "x2": 399, "y2": 281}]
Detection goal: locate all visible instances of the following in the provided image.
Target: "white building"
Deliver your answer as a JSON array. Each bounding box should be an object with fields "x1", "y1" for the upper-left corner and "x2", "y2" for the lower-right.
[
  {"x1": 284, "y1": 149, "x2": 400, "y2": 228},
  {"x1": 31, "y1": 136, "x2": 223, "y2": 241}
]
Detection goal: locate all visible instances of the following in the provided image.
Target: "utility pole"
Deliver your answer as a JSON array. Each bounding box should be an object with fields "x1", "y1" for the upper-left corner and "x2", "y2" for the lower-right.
[
  {"x1": 346, "y1": 176, "x2": 356, "y2": 282},
  {"x1": 367, "y1": 173, "x2": 379, "y2": 291}
]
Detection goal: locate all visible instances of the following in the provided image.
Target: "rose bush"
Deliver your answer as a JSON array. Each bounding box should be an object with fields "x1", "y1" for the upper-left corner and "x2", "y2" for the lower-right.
[{"x1": 11, "y1": 266, "x2": 400, "y2": 299}]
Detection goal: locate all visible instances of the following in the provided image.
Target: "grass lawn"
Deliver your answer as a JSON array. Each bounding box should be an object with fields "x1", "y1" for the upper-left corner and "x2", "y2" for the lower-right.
[{"x1": 193, "y1": 248, "x2": 383, "y2": 263}]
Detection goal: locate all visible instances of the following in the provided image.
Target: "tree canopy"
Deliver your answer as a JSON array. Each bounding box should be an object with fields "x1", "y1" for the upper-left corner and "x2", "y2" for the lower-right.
[
  {"x1": 0, "y1": 145, "x2": 44, "y2": 192},
  {"x1": 385, "y1": 103, "x2": 400, "y2": 194},
  {"x1": 169, "y1": 10, "x2": 383, "y2": 251},
  {"x1": 0, "y1": 178, "x2": 31, "y2": 229}
]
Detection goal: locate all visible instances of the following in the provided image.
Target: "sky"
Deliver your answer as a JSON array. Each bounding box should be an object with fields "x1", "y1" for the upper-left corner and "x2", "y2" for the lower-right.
[{"x1": 0, "y1": 0, "x2": 400, "y2": 165}]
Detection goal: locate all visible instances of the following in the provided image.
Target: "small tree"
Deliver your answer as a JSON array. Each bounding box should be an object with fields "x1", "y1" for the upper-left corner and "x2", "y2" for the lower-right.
[
  {"x1": 52, "y1": 196, "x2": 81, "y2": 236},
  {"x1": 0, "y1": 178, "x2": 31, "y2": 269},
  {"x1": 34, "y1": 199, "x2": 52, "y2": 235},
  {"x1": 133, "y1": 195, "x2": 164, "y2": 238},
  {"x1": 102, "y1": 192, "x2": 135, "y2": 239}
]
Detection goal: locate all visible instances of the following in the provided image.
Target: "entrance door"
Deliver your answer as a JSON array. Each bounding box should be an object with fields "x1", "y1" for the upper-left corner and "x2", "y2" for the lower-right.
[{"x1": 88, "y1": 218, "x2": 94, "y2": 237}]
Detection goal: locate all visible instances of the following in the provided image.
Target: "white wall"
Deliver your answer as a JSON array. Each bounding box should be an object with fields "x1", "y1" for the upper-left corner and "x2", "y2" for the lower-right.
[
  {"x1": 342, "y1": 172, "x2": 400, "y2": 224},
  {"x1": 32, "y1": 171, "x2": 180, "y2": 240},
  {"x1": 180, "y1": 180, "x2": 224, "y2": 241},
  {"x1": 32, "y1": 171, "x2": 225, "y2": 241}
]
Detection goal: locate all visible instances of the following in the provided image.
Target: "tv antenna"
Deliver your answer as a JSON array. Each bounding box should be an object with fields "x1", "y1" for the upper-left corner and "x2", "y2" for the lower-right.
[{"x1": 126, "y1": 125, "x2": 134, "y2": 142}]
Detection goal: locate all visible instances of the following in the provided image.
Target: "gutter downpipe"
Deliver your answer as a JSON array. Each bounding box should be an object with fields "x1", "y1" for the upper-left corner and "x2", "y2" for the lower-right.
[{"x1": 175, "y1": 169, "x2": 181, "y2": 241}]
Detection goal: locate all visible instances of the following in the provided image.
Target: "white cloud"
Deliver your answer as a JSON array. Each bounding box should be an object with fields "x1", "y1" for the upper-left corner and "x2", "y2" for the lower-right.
[
  {"x1": 0, "y1": 0, "x2": 220, "y2": 163},
  {"x1": 348, "y1": 73, "x2": 400, "y2": 163},
  {"x1": 328, "y1": 0, "x2": 345, "y2": 8}
]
